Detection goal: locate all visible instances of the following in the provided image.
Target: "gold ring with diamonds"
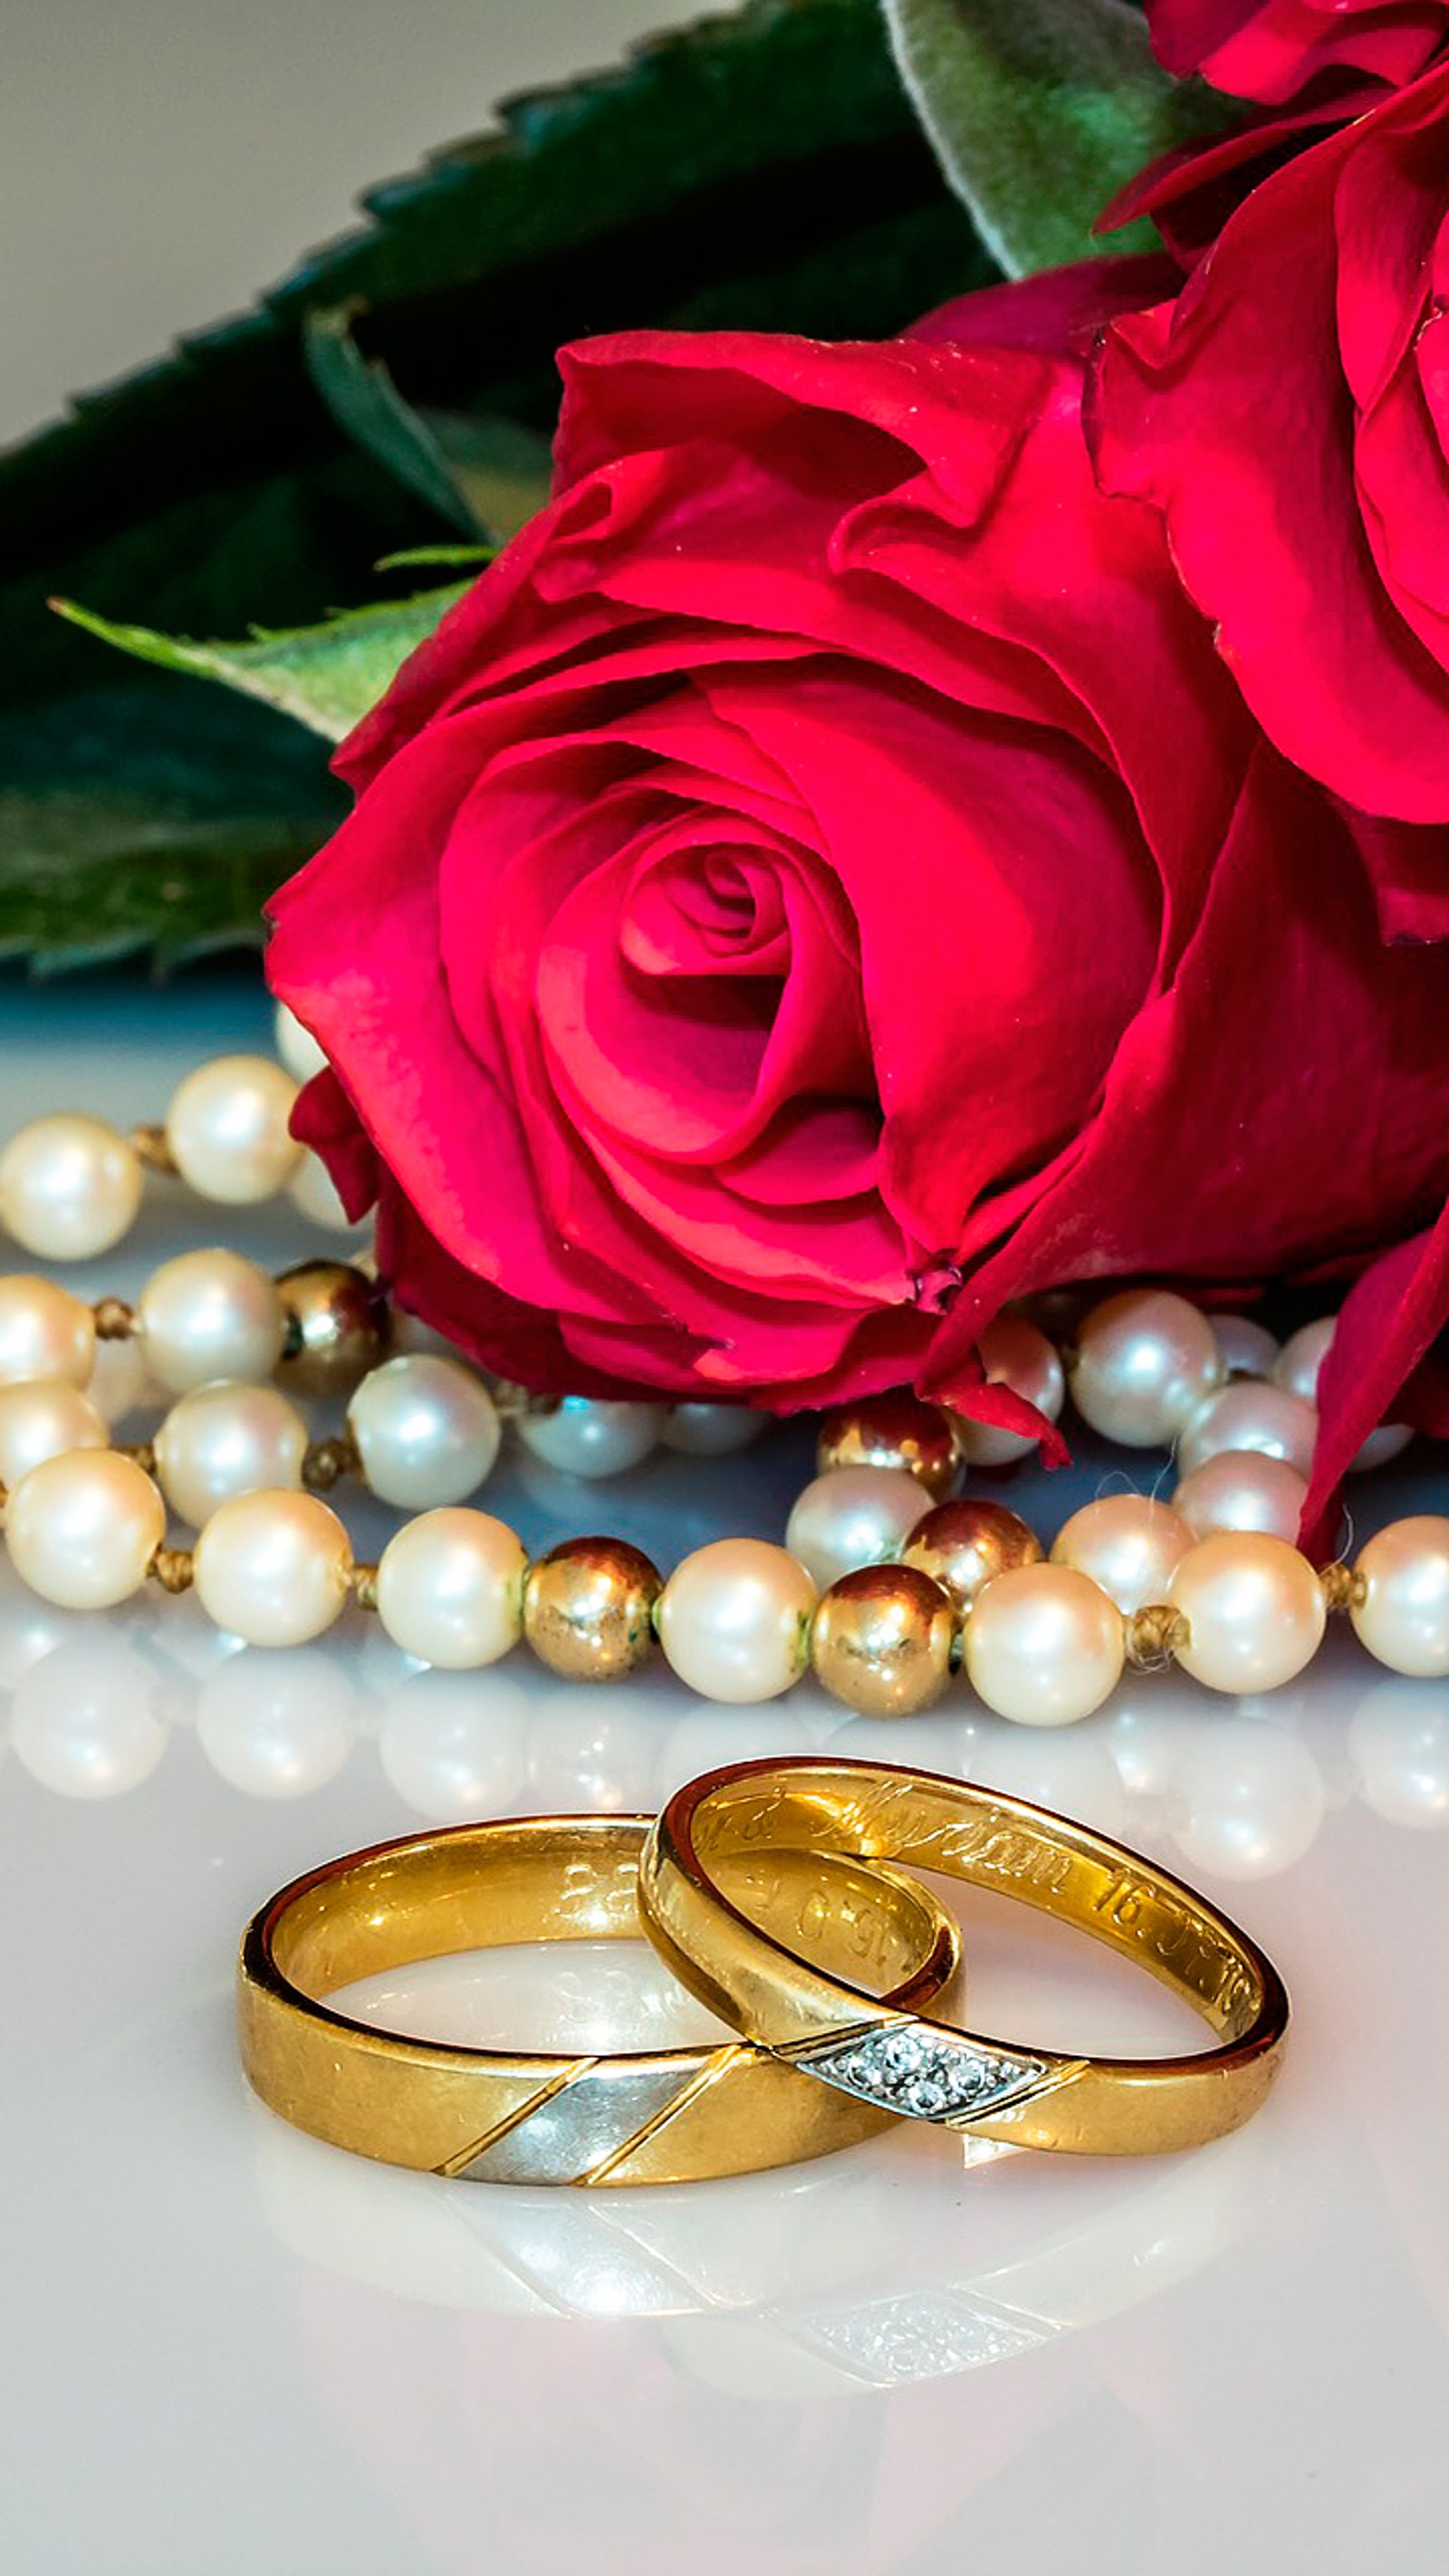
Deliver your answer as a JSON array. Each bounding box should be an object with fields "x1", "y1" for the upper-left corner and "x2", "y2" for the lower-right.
[
  {"x1": 637, "y1": 1759, "x2": 1288, "y2": 2157},
  {"x1": 238, "y1": 1812, "x2": 962, "y2": 2187}
]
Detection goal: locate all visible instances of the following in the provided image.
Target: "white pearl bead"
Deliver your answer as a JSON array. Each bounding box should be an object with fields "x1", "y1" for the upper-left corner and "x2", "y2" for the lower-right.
[
  {"x1": 389, "y1": 1312, "x2": 460, "y2": 1361},
  {"x1": 1272, "y1": 1315, "x2": 1408, "y2": 1472},
  {"x1": 964, "y1": 1562, "x2": 1124, "y2": 1725},
  {"x1": 0, "y1": 1379, "x2": 108, "y2": 1490},
  {"x1": 138, "y1": 1248, "x2": 284, "y2": 1392},
  {"x1": 154, "y1": 1380, "x2": 309, "y2": 1527},
  {"x1": 273, "y1": 1000, "x2": 329, "y2": 1085},
  {"x1": 286, "y1": 1148, "x2": 359, "y2": 1233},
  {"x1": 1213, "y1": 1314, "x2": 1280, "y2": 1379},
  {"x1": 0, "y1": 1274, "x2": 95, "y2": 1387},
  {"x1": 5, "y1": 1449, "x2": 165, "y2": 1608},
  {"x1": 953, "y1": 1317, "x2": 1065, "y2": 1466},
  {"x1": 657, "y1": 1539, "x2": 816, "y2": 1703},
  {"x1": 661, "y1": 1402, "x2": 766, "y2": 1456},
  {"x1": 1173, "y1": 1448, "x2": 1308, "y2": 1543},
  {"x1": 517, "y1": 1397, "x2": 666, "y2": 1478},
  {"x1": 784, "y1": 1466, "x2": 928, "y2": 1589},
  {"x1": 1070, "y1": 1290, "x2": 1223, "y2": 1447},
  {"x1": 1176, "y1": 1382, "x2": 1318, "y2": 1480},
  {"x1": 1050, "y1": 1495, "x2": 1193, "y2": 1615},
  {"x1": 349, "y1": 1354, "x2": 501, "y2": 1507},
  {"x1": 376, "y1": 1507, "x2": 528, "y2": 1668},
  {"x1": 165, "y1": 1053, "x2": 301, "y2": 1204},
  {"x1": 1273, "y1": 1317, "x2": 1336, "y2": 1404},
  {"x1": 1350, "y1": 1516, "x2": 1449, "y2": 1677},
  {"x1": 193, "y1": 1488, "x2": 352, "y2": 1646},
  {"x1": 1349, "y1": 1422, "x2": 1415, "y2": 1472},
  {"x1": 1166, "y1": 1532, "x2": 1325, "y2": 1693},
  {"x1": 86, "y1": 1332, "x2": 154, "y2": 1425},
  {"x1": 0, "y1": 1114, "x2": 143, "y2": 1261}
]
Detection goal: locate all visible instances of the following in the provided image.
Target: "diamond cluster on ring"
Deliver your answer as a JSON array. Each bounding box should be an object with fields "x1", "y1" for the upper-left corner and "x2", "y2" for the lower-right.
[{"x1": 800, "y1": 2023, "x2": 1045, "y2": 2124}]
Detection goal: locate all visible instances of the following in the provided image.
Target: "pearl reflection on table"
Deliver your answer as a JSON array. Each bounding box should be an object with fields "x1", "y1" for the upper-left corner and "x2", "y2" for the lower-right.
[
  {"x1": 820, "y1": 1709, "x2": 983, "y2": 1779},
  {"x1": 11, "y1": 1635, "x2": 167, "y2": 1796},
  {"x1": 1, "y1": 1572, "x2": 1445, "y2": 1871},
  {"x1": 1106, "y1": 1692, "x2": 1183, "y2": 1804},
  {"x1": 523, "y1": 1688, "x2": 661, "y2": 1814},
  {"x1": 956, "y1": 1717, "x2": 1134, "y2": 1842},
  {"x1": 0, "y1": 1552, "x2": 84, "y2": 1687},
  {"x1": 1349, "y1": 1679, "x2": 1449, "y2": 1829},
  {"x1": 1170, "y1": 1716, "x2": 1327, "y2": 1879},
  {"x1": 197, "y1": 1649, "x2": 356, "y2": 1797},
  {"x1": 376, "y1": 1668, "x2": 531, "y2": 1820}
]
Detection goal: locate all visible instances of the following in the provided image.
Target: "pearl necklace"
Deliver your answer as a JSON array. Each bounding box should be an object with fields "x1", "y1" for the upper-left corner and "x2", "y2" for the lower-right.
[{"x1": 0, "y1": 1018, "x2": 1445, "y2": 1719}]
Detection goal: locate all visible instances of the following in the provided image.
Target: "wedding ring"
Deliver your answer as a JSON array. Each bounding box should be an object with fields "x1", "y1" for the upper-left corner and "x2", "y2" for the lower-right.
[
  {"x1": 238, "y1": 1812, "x2": 962, "y2": 2187},
  {"x1": 638, "y1": 1759, "x2": 1289, "y2": 2156}
]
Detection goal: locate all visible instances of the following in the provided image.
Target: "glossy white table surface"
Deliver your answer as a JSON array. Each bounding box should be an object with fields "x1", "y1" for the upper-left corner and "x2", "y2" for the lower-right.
[{"x1": 1, "y1": 976, "x2": 1445, "y2": 2575}]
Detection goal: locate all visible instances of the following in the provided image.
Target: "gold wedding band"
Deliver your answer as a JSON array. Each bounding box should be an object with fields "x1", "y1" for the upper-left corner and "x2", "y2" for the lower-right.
[
  {"x1": 638, "y1": 1759, "x2": 1289, "y2": 2156},
  {"x1": 238, "y1": 1812, "x2": 962, "y2": 2187}
]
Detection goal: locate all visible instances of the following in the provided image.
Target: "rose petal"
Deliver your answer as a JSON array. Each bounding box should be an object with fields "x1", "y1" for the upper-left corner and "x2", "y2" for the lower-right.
[
  {"x1": 919, "y1": 748, "x2": 1449, "y2": 1408},
  {"x1": 1096, "y1": 84, "x2": 1449, "y2": 822},
  {"x1": 1301, "y1": 1204, "x2": 1449, "y2": 1548}
]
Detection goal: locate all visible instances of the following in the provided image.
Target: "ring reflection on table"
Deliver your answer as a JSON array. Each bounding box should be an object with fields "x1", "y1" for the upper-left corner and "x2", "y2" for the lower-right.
[{"x1": 247, "y1": 2070, "x2": 1268, "y2": 2389}]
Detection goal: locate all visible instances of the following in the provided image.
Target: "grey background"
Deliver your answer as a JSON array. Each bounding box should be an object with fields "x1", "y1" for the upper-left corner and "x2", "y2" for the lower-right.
[{"x1": 1, "y1": 0, "x2": 703, "y2": 447}]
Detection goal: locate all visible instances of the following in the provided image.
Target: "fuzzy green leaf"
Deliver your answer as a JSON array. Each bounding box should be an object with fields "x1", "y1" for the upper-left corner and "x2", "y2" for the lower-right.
[
  {"x1": 882, "y1": 0, "x2": 1235, "y2": 274},
  {"x1": 53, "y1": 582, "x2": 472, "y2": 744}
]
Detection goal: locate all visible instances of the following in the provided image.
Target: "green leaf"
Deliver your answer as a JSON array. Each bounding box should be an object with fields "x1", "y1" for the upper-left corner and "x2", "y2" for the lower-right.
[
  {"x1": 52, "y1": 580, "x2": 472, "y2": 744},
  {"x1": 306, "y1": 308, "x2": 554, "y2": 543},
  {"x1": 304, "y1": 305, "x2": 487, "y2": 534},
  {"x1": 418, "y1": 412, "x2": 554, "y2": 545},
  {"x1": 0, "y1": 0, "x2": 994, "y2": 971},
  {"x1": 881, "y1": 0, "x2": 1236, "y2": 274},
  {"x1": 376, "y1": 545, "x2": 494, "y2": 572},
  {"x1": 2, "y1": 0, "x2": 988, "y2": 710},
  {"x1": 0, "y1": 686, "x2": 344, "y2": 975}
]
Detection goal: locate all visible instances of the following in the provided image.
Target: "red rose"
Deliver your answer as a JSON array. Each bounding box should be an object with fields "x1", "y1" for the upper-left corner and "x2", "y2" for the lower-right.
[
  {"x1": 267, "y1": 284, "x2": 1449, "y2": 1504},
  {"x1": 1100, "y1": 88, "x2": 1371, "y2": 271},
  {"x1": 1094, "y1": 62, "x2": 1449, "y2": 861},
  {"x1": 1147, "y1": 0, "x2": 1449, "y2": 101}
]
